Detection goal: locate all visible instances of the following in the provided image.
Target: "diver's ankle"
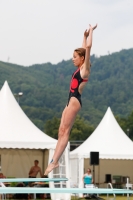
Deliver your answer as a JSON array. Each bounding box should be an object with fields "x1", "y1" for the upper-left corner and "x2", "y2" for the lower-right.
[{"x1": 50, "y1": 159, "x2": 58, "y2": 165}]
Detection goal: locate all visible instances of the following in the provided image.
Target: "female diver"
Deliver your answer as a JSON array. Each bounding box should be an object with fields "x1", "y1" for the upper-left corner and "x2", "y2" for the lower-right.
[{"x1": 44, "y1": 23, "x2": 97, "y2": 175}]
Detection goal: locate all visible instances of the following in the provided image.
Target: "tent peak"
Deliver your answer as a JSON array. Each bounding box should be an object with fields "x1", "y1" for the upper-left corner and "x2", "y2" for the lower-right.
[{"x1": 4, "y1": 80, "x2": 8, "y2": 85}]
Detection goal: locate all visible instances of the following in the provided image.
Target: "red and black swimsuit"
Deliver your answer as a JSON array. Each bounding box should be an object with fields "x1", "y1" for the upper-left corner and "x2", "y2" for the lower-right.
[{"x1": 67, "y1": 68, "x2": 88, "y2": 106}]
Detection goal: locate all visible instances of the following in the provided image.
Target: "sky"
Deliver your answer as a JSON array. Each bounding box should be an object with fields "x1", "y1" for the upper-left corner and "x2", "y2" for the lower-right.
[{"x1": 0, "y1": 0, "x2": 133, "y2": 66}]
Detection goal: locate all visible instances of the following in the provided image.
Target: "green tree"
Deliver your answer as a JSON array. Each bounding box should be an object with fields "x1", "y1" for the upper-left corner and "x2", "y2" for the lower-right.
[
  {"x1": 115, "y1": 112, "x2": 133, "y2": 140},
  {"x1": 70, "y1": 115, "x2": 94, "y2": 141},
  {"x1": 1, "y1": 48, "x2": 133, "y2": 131},
  {"x1": 126, "y1": 111, "x2": 133, "y2": 139},
  {"x1": 44, "y1": 115, "x2": 94, "y2": 141},
  {"x1": 44, "y1": 117, "x2": 60, "y2": 139}
]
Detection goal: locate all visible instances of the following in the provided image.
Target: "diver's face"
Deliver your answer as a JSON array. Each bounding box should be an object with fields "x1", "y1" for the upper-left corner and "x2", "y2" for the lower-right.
[{"x1": 72, "y1": 51, "x2": 84, "y2": 67}]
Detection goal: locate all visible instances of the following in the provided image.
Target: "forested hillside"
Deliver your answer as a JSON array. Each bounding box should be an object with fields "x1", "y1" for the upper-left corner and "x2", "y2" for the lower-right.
[{"x1": 0, "y1": 48, "x2": 133, "y2": 140}]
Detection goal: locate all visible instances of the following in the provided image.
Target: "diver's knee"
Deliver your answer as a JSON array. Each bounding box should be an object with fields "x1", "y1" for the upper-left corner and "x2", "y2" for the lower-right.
[{"x1": 58, "y1": 126, "x2": 69, "y2": 137}]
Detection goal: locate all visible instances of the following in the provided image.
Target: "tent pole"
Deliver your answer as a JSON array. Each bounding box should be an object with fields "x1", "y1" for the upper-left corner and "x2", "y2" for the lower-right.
[
  {"x1": 98, "y1": 163, "x2": 100, "y2": 186},
  {"x1": 93, "y1": 165, "x2": 95, "y2": 184},
  {"x1": 42, "y1": 150, "x2": 45, "y2": 175}
]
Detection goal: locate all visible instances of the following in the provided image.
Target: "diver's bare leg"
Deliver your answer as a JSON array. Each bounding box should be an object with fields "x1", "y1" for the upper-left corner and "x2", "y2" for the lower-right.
[{"x1": 44, "y1": 98, "x2": 80, "y2": 175}]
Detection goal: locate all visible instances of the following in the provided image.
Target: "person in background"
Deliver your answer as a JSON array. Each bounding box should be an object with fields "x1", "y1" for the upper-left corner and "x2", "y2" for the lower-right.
[
  {"x1": 29, "y1": 160, "x2": 42, "y2": 178},
  {"x1": 82, "y1": 168, "x2": 93, "y2": 198},
  {"x1": 40, "y1": 175, "x2": 49, "y2": 199},
  {"x1": 0, "y1": 172, "x2": 6, "y2": 199},
  {"x1": 28, "y1": 160, "x2": 42, "y2": 199},
  {"x1": 0, "y1": 172, "x2": 6, "y2": 179},
  {"x1": 82, "y1": 168, "x2": 93, "y2": 185}
]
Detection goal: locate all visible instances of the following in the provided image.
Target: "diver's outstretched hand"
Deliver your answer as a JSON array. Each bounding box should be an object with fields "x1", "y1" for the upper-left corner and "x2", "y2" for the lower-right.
[
  {"x1": 84, "y1": 29, "x2": 90, "y2": 38},
  {"x1": 84, "y1": 24, "x2": 97, "y2": 38},
  {"x1": 89, "y1": 24, "x2": 98, "y2": 31}
]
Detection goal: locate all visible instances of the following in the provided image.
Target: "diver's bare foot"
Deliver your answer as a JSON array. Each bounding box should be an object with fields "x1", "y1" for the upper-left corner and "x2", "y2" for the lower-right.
[{"x1": 44, "y1": 162, "x2": 59, "y2": 175}]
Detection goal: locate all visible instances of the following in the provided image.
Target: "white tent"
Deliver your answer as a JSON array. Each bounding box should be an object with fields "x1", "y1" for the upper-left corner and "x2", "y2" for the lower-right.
[
  {"x1": 0, "y1": 81, "x2": 57, "y2": 149},
  {"x1": 70, "y1": 107, "x2": 133, "y2": 190},
  {"x1": 0, "y1": 80, "x2": 58, "y2": 174},
  {"x1": 0, "y1": 81, "x2": 70, "y2": 200}
]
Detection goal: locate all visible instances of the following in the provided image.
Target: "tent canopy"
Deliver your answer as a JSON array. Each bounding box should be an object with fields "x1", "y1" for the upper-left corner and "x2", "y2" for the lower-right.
[
  {"x1": 70, "y1": 107, "x2": 133, "y2": 159},
  {"x1": 0, "y1": 81, "x2": 57, "y2": 149}
]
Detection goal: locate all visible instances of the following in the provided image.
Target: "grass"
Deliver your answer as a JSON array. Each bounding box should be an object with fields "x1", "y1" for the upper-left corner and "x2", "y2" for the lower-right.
[{"x1": 71, "y1": 195, "x2": 133, "y2": 200}]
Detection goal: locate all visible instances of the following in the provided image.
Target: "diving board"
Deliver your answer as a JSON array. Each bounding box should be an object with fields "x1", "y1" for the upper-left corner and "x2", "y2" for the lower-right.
[
  {"x1": 0, "y1": 178, "x2": 68, "y2": 182},
  {"x1": 0, "y1": 187, "x2": 133, "y2": 194}
]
